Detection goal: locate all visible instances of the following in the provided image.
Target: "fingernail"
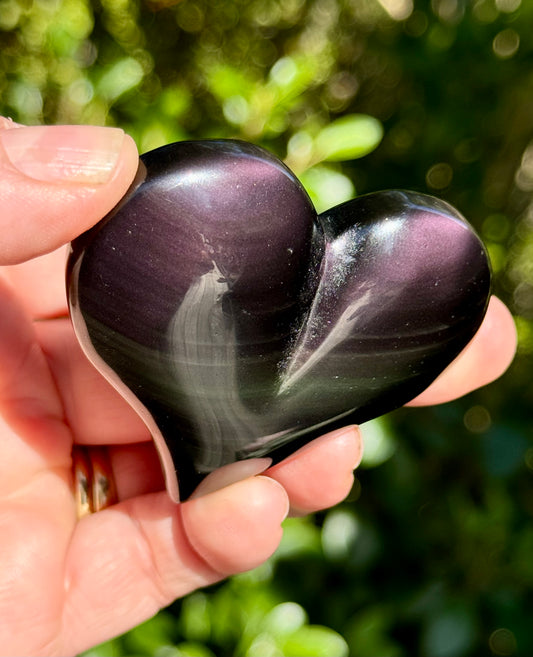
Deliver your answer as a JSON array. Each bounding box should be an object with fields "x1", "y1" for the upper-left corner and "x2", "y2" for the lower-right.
[
  {"x1": 199, "y1": 475, "x2": 290, "y2": 524},
  {"x1": 262, "y1": 476, "x2": 291, "y2": 521},
  {"x1": 0, "y1": 125, "x2": 125, "y2": 184},
  {"x1": 326, "y1": 425, "x2": 363, "y2": 470},
  {"x1": 273, "y1": 424, "x2": 362, "y2": 470},
  {"x1": 189, "y1": 458, "x2": 273, "y2": 500}
]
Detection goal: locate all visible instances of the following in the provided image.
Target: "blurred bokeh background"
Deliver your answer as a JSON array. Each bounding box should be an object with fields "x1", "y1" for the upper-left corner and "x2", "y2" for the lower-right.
[{"x1": 1, "y1": 0, "x2": 532, "y2": 655}]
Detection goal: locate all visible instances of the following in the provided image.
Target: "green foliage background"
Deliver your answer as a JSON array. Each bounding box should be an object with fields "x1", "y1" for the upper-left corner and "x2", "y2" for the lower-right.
[{"x1": 1, "y1": 0, "x2": 532, "y2": 655}]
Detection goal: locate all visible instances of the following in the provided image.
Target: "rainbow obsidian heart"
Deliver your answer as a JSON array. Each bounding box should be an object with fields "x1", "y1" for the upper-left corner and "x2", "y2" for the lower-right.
[{"x1": 67, "y1": 140, "x2": 491, "y2": 500}]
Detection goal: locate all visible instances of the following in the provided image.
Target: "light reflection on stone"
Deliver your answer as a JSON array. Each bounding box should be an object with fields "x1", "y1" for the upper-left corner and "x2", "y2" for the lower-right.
[{"x1": 67, "y1": 139, "x2": 491, "y2": 499}]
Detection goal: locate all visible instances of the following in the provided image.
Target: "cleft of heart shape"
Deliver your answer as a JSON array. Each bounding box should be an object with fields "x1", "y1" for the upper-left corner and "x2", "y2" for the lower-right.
[{"x1": 67, "y1": 140, "x2": 491, "y2": 500}]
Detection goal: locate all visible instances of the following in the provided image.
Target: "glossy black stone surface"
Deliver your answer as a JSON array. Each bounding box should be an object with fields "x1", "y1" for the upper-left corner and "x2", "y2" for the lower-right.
[{"x1": 67, "y1": 140, "x2": 491, "y2": 500}]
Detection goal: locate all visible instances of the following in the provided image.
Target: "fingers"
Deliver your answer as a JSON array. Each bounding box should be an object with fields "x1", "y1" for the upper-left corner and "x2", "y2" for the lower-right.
[
  {"x1": 31, "y1": 313, "x2": 362, "y2": 516},
  {"x1": 34, "y1": 318, "x2": 150, "y2": 445},
  {"x1": 0, "y1": 275, "x2": 70, "y2": 443},
  {"x1": 408, "y1": 296, "x2": 517, "y2": 406},
  {"x1": 101, "y1": 427, "x2": 361, "y2": 515},
  {"x1": 97, "y1": 427, "x2": 362, "y2": 517},
  {"x1": 180, "y1": 476, "x2": 289, "y2": 574},
  {"x1": 266, "y1": 425, "x2": 363, "y2": 515},
  {"x1": 0, "y1": 276, "x2": 73, "y2": 499},
  {"x1": 0, "y1": 245, "x2": 69, "y2": 319},
  {"x1": 32, "y1": 316, "x2": 363, "y2": 515},
  {"x1": 0, "y1": 118, "x2": 139, "y2": 265},
  {"x1": 0, "y1": 278, "x2": 59, "y2": 417},
  {"x1": 61, "y1": 477, "x2": 289, "y2": 654},
  {"x1": 109, "y1": 442, "x2": 165, "y2": 500}
]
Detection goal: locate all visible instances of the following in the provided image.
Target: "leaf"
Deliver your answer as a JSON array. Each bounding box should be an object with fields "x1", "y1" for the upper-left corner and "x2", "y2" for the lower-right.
[
  {"x1": 282, "y1": 626, "x2": 349, "y2": 657},
  {"x1": 206, "y1": 65, "x2": 257, "y2": 102},
  {"x1": 321, "y1": 509, "x2": 359, "y2": 561},
  {"x1": 97, "y1": 57, "x2": 145, "y2": 102},
  {"x1": 263, "y1": 602, "x2": 307, "y2": 636},
  {"x1": 359, "y1": 417, "x2": 397, "y2": 468},
  {"x1": 422, "y1": 601, "x2": 478, "y2": 657},
  {"x1": 314, "y1": 115, "x2": 383, "y2": 162},
  {"x1": 180, "y1": 592, "x2": 211, "y2": 643},
  {"x1": 344, "y1": 606, "x2": 402, "y2": 657},
  {"x1": 268, "y1": 55, "x2": 318, "y2": 99},
  {"x1": 123, "y1": 612, "x2": 177, "y2": 656},
  {"x1": 78, "y1": 637, "x2": 124, "y2": 657},
  {"x1": 299, "y1": 165, "x2": 355, "y2": 213},
  {"x1": 173, "y1": 642, "x2": 217, "y2": 657},
  {"x1": 274, "y1": 517, "x2": 322, "y2": 560}
]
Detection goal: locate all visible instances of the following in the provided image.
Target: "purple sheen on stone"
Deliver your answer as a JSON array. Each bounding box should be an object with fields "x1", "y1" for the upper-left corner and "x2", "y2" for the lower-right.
[{"x1": 67, "y1": 140, "x2": 491, "y2": 501}]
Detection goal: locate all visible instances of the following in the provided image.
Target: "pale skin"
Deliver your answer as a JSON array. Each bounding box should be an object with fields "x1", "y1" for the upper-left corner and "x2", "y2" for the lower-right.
[{"x1": 0, "y1": 118, "x2": 517, "y2": 656}]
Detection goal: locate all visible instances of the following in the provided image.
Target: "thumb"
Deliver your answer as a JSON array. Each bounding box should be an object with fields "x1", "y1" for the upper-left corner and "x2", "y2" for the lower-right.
[{"x1": 0, "y1": 117, "x2": 139, "y2": 265}]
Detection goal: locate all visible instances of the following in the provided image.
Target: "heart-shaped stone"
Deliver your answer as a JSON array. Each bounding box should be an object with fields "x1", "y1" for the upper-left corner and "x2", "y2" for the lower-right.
[{"x1": 67, "y1": 140, "x2": 490, "y2": 500}]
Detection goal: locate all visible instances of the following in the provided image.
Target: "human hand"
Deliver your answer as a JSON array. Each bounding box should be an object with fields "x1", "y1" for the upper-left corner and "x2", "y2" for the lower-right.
[{"x1": 0, "y1": 119, "x2": 516, "y2": 656}]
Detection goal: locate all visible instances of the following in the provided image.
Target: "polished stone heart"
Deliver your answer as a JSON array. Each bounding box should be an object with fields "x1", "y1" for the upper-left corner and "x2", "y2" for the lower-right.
[{"x1": 67, "y1": 140, "x2": 491, "y2": 500}]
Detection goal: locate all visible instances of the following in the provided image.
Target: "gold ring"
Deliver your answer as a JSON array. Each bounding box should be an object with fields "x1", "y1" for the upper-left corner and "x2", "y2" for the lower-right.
[{"x1": 72, "y1": 445, "x2": 118, "y2": 519}]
